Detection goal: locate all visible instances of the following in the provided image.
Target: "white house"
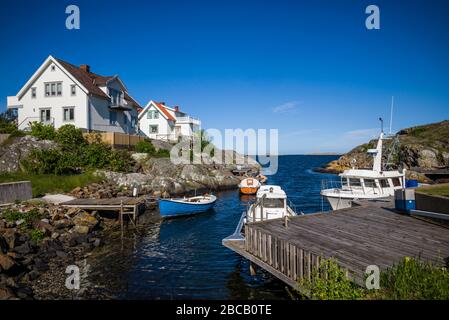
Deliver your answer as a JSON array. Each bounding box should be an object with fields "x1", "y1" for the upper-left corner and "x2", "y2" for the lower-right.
[
  {"x1": 7, "y1": 55, "x2": 141, "y2": 134},
  {"x1": 138, "y1": 100, "x2": 201, "y2": 142}
]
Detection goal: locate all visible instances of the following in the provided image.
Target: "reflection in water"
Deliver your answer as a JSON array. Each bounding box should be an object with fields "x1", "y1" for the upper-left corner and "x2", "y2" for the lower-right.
[{"x1": 86, "y1": 155, "x2": 338, "y2": 299}]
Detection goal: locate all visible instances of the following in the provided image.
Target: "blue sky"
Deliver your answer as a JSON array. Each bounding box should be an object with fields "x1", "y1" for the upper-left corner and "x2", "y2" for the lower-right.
[{"x1": 1, "y1": 0, "x2": 448, "y2": 154}]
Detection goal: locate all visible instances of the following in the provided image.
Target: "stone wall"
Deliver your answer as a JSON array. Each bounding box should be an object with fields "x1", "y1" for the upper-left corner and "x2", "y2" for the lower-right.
[{"x1": 0, "y1": 181, "x2": 32, "y2": 204}]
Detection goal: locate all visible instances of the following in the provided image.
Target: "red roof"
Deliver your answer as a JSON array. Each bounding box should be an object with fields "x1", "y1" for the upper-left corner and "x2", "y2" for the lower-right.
[
  {"x1": 55, "y1": 58, "x2": 141, "y2": 109},
  {"x1": 154, "y1": 102, "x2": 175, "y2": 121}
]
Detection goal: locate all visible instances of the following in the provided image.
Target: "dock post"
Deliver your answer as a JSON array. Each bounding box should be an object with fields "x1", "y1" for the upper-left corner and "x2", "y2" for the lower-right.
[
  {"x1": 249, "y1": 262, "x2": 257, "y2": 276},
  {"x1": 284, "y1": 216, "x2": 289, "y2": 228},
  {"x1": 120, "y1": 200, "x2": 124, "y2": 236}
]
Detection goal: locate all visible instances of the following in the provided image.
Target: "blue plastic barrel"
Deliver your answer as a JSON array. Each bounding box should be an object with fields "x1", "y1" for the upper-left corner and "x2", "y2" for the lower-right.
[{"x1": 406, "y1": 179, "x2": 418, "y2": 188}]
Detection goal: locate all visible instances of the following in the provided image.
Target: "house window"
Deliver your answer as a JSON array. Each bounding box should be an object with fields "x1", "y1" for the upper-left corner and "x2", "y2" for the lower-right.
[
  {"x1": 31, "y1": 87, "x2": 36, "y2": 99},
  {"x1": 45, "y1": 82, "x2": 62, "y2": 97},
  {"x1": 150, "y1": 125, "x2": 158, "y2": 134},
  {"x1": 71, "y1": 85, "x2": 76, "y2": 96},
  {"x1": 51, "y1": 65, "x2": 56, "y2": 71},
  {"x1": 63, "y1": 107, "x2": 75, "y2": 122},
  {"x1": 147, "y1": 110, "x2": 159, "y2": 119},
  {"x1": 108, "y1": 88, "x2": 122, "y2": 106},
  {"x1": 39, "y1": 109, "x2": 51, "y2": 123},
  {"x1": 109, "y1": 111, "x2": 117, "y2": 125}
]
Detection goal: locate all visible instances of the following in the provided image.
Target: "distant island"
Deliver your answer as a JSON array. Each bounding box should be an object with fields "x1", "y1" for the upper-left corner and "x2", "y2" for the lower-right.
[{"x1": 305, "y1": 152, "x2": 342, "y2": 156}]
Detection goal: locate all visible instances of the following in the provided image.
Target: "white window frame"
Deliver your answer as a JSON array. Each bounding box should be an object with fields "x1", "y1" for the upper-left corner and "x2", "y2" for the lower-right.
[
  {"x1": 150, "y1": 125, "x2": 158, "y2": 134},
  {"x1": 63, "y1": 107, "x2": 75, "y2": 122},
  {"x1": 31, "y1": 87, "x2": 36, "y2": 99},
  {"x1": 109, "y1": 111, "x2": 117, "y2": 125},
  {"x1": 70, "y1": 84, "x2": 76, "y2": 96},
  {"x1": 39, "y1": 108, "x2": 51, "y2": 123},
  {"x1": 45, "y1": 82, "x2": 62, "y2": 97}
]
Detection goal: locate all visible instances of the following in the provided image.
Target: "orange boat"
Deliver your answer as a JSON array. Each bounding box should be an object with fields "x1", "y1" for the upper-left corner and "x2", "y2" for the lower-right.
[{"x1": 239, "y1": 177, "x2": 261, "y2": 195}]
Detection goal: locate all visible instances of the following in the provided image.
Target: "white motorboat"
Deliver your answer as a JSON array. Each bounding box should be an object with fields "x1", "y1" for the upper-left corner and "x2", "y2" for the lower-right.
[
  {"x1": 224, "y1": 185, "x2": 299, "y2": 241},
  {"x1": 245, "y1": 185, "x2": 297, "y2": 222},
  {"x1": 321, "y1": 125, "x2": 405, "y2": 210}
]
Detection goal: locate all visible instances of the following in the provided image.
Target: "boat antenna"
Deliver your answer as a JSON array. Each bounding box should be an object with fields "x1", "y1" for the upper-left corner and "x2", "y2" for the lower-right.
[{"x1": 389, "y1": 96, "x2": 394, "y2": 134}]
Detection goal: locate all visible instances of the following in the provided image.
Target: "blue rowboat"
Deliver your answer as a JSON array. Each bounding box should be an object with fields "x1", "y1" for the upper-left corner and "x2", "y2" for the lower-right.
[{"x1": 159, "y1": 195, "x2": 217, "y2": 218}]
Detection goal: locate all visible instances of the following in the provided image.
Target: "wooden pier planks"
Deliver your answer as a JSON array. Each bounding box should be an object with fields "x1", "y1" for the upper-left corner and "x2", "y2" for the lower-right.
[
  {"x1": 61, "y1": 196, "x2": 158, "y2": 226},
  {"x1": 224, "y1": 202, "x2": 449, "y2": 289}
]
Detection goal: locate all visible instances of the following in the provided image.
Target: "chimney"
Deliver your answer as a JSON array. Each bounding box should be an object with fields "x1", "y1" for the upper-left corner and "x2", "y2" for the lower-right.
[
  {"x1": 174, "y1": 106, "x2": 179, "y2": 112},
  {"x1": 80, "y1": 64, "x2": 91, "y2": 73}
]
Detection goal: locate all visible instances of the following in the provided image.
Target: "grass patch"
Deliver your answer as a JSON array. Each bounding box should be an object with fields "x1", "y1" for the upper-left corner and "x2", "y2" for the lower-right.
[
  {"x1": 293, "y1": 257, "x2": 449, "y2": 300},
  {"x1": 0, "y1": 171, "x2": 103, "y2": 197},
  {"x1": 417, "y1": 183, "x2": 449, "y2": 198}
]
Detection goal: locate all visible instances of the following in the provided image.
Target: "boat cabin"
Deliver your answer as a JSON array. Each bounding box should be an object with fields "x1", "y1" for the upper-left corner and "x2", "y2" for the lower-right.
[
  {"x1": 339, "y1": 169, "x2": 404, "y2": 196},
  {"x1": 247, "y1": 185, "x2": 293, "y2": 222}
]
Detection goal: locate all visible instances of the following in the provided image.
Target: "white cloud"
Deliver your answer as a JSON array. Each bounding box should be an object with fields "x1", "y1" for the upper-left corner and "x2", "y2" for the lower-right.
[{"x1": 273, "y1": 101, "x2": 300, "y2": 114}]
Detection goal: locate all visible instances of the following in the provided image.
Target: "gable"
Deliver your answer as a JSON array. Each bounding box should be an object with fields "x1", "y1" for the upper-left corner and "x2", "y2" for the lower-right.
[
  {"x1": 138, "y1": 101, "x2": 175, "y2": 121},
  {"x1": 17, "y1": 56, "x2": 90, "y2": 99}
]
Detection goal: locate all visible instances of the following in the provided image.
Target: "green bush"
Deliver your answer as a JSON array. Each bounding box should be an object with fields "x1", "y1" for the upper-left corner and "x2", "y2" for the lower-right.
[
  {"x1": 155, "y1": 149, "x2": 170, "y2": 157},
  {"x1": 135, "y1": 140, "x2": 156, "y2": 154},
  {"x1": 298, "y1": 258, "x2": 365, "y2": 300},
  {"x1": 108, "y1": 149, "x2": 133, "y2": 172},
  {"x1": 29, "y1": 229, "x2": 46, "y2": 242},
  {"x1": 2, "y1": 208, "x2": 44, "y2": 228},
  {"x1": 379, "y1": 257, "x2": 449, "y2": 300},
  {"x1": 82, "y1": 142, "x2": 113, "y2": 169},
  {"x1": 21, "y1": 148, "x2": 81, "y2": 175},
  {"x1": 55, "y1": 124, "x2": 85, "y2": 150},
  {"x1": 30, "y1": 122, "x2": 56, "y2": 140},
  {"x1": 21, "y1": 149, "x2": 63, "y2": 174},
  {"x1": 0, "y1": 120, "x2": 18, "y2": 134}
]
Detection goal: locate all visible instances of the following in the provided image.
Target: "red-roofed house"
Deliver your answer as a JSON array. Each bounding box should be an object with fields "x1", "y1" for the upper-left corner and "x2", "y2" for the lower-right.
[
  {"x1": 7, "y1": 55, "x2": 141, "y2": 134},
  {"x1": 138, "y1": 100, "x2": 201, "y2": 142}
]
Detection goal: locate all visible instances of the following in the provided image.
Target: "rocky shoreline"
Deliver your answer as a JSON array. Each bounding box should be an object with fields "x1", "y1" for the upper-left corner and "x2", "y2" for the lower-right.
[{"x1": 0, "y1": 200, "x2": 114, "y2": 299}]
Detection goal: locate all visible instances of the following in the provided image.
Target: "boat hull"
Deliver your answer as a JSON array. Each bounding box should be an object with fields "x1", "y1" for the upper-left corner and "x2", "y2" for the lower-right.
[
  {"x1": 239, "y1": 187, "x2": 259, "y2": 195},
  {"x1": 159, "y1": 196, "x2": 216, "y2": 217}
]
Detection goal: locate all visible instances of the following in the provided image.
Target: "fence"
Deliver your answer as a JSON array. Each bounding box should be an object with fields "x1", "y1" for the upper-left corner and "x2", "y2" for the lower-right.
[
  {"x1": 0, "y1": 134, "x2": 10, "y2": 145},
  {"x1": 84, "y1": 132, "x2": 146, "y2": 149}
]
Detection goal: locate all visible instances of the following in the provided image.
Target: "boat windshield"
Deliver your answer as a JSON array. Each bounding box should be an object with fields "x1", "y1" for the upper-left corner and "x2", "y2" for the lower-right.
[
  {"x1": 392, "y1": 178, "x2": 402, "y2": 187},
  {"x1": 364, "y1": 179, "x2": 376, "y2": 188},
  {"x1": 349, "y1": 178, "x2": 362, "y2": 187},
  {"x1": 263, "y1": 198, "x2": 285, "y2": 208},
  {"x1": 380, "y1": 179, "x2": 389, "y2": 188}
]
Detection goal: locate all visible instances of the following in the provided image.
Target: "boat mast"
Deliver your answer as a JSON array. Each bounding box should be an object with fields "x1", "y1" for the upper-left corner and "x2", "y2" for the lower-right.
[
  {"x1": 373, "y1": 118, "x2": 384, "y2": 172},
  {"x1": 389, "y1": 96, "x2": 394, "y2": 135}
]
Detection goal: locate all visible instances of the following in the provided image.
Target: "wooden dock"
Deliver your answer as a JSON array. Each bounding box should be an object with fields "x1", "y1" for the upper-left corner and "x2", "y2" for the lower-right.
[
  {"x1": 223, "y1": 201, "x2": 449, "y2": 290},
  {"x1": 61, "y1": 196, "x2": 158, "y2": 226}
]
